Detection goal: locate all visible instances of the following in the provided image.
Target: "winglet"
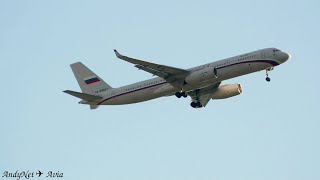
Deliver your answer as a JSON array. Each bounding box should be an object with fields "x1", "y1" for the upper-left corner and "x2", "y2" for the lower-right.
[{"x1": 114, "y1": 49, "x2": 123, "y2": 58}]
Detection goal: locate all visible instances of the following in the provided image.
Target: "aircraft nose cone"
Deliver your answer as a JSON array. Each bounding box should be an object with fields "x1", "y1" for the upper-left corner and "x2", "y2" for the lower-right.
[{"x1": 280, "y1": 52, "x2": 291, "y2": 63}]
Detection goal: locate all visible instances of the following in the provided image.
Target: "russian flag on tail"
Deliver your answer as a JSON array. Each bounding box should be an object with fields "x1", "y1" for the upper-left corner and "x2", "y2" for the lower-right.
[{"x1": 84, "y1": 76, "x2": 100, "y2": 85}]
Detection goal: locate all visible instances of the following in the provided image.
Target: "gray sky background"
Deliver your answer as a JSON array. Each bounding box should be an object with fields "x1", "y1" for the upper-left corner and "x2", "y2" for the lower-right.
[{"x1": 1, "y1": 0, "x2": 319, "y2": 179}]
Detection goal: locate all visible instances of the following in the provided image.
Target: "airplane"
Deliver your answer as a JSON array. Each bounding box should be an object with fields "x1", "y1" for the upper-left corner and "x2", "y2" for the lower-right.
[{"x1": 64, "y1": 48, "x2": 290, "y2": 109}]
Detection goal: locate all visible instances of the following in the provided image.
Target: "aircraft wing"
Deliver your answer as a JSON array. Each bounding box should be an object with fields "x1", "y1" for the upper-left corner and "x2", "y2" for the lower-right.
[{"x1": 114, "y1": 50, "x2": 190, "y2": 87}]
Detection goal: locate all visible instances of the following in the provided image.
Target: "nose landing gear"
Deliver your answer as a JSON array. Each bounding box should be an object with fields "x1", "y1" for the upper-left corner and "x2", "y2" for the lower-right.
[
  {"x1": 266, "y1": 76, "x2": 271, "y2": 82},
  {"x1": 266, "y1": 69, "x2": 271, "y2": 82}
]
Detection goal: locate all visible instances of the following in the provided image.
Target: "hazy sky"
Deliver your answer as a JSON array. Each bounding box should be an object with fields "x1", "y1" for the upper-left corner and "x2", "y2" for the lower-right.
[{"x1": 1, "y1": 0, "x2": 319, "y2": 180}]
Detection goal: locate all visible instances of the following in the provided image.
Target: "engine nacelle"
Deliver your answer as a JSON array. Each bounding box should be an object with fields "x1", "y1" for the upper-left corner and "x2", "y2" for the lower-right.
[
  {"x1": 211, "y1": 84, "x2": 242, "y2": 99},
  {"x1": 185, "y1": 67, "x2": 218, "y2": 84}
]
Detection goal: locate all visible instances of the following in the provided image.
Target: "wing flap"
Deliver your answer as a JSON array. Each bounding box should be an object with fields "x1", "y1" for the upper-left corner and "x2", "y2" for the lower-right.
[
  {"x1": 135, "y1": 65, "x2": 168, "y2": 78},
  {"x1": 198, "y1": 94, "x2": 212, "y2": 107}
]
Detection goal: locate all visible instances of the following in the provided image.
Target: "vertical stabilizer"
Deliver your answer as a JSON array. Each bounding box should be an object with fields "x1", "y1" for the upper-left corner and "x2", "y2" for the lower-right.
[{"x1": 70, "y1": 62, "x2": 113, "y2": 95}]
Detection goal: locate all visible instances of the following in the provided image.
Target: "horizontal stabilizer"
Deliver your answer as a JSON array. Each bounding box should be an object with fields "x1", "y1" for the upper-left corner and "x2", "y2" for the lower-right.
[{"x1": 63, "y1": 90, "x2": 103, "y2": 101}]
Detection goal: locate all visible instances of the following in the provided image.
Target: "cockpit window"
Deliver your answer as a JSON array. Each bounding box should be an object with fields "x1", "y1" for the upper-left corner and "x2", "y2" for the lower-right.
[{"x1": 273, "y1": 49, "x2": 280, "y2": 52}]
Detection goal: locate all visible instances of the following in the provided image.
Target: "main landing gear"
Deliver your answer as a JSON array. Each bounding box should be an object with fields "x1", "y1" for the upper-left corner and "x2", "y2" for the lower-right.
[
  {"x1": 190, "y1": 89, "x2": 202, "y2": 108},
  {"x1": 175, "y1": 90, "x2": 203, "y2": 108},
  {"x1": 175, "y1": 91, "x2": 188, "y2": 98},
  {"x1": 190, "y1": 101, "x2": 202, "y2": 108}
]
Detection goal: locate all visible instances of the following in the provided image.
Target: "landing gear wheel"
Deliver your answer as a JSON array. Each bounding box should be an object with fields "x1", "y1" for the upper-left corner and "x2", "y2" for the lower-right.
[
  {"x1": 181, "y1": 92, "x2": 188, "y2": 98},
  {"x1": 190, "y1": 102, "x2": 202, "y2": 108},
  {"x1": 196, "y1": 102, "x2": 202, "y2": 107},
  {"x1": 190, "y1": 102, "x2": 197, "y2": 108},
  {"x1": 265, "y1": 70, "x2": 271, "y2": 82},
  {"x1": 176, "y1": 91, "x2": 187, "y2": 98},
  {"x1": 266, "y1": 77, "x2": 271, "y2": 82}
]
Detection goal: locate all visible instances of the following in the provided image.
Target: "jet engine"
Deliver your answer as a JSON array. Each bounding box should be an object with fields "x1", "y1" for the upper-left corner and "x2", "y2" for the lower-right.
[
  {"x1": 211, "y1": 84, "x2": 242, "y2": 99},
  {"x1": 185, "y1": 67, "x2": 218, "y2": 84}
]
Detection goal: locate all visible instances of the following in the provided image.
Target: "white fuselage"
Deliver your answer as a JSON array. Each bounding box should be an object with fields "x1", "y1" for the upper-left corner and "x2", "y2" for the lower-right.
[{"x1": 96, "y1": 48, "x2": 289, "y2": 105}]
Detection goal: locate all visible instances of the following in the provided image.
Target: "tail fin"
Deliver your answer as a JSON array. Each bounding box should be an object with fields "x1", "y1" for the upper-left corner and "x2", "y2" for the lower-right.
[{"x1": 70, "y1": 62, "x2": 113, "y2": 95}]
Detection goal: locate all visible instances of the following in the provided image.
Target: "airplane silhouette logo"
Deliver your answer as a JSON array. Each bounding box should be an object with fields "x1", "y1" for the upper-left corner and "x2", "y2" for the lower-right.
[{"x1": 36, "y1": 170, "x2": 43, "y2": 177}]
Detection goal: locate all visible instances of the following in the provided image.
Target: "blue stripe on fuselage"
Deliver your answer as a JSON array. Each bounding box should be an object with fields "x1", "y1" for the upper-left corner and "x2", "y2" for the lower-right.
[{"x1": 216, "y1": 59, "x2": 279, "y2": 70}]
